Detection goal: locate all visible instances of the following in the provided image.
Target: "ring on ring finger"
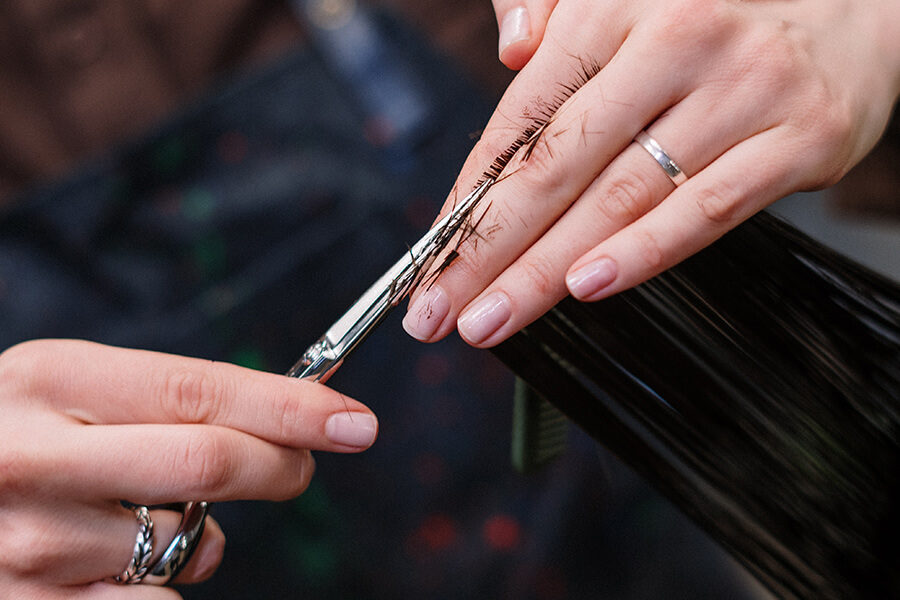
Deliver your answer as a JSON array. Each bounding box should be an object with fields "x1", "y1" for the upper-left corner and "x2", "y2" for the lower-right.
[
  {"x1": 634, "y1": 130, "x2": 689, "y2": 186},
  {"x1": 143, "y1": 501, "x2": 210, "y2": 586},
  {"x1": 111, "y1": 505, "x2": 154, "y2": 585}
]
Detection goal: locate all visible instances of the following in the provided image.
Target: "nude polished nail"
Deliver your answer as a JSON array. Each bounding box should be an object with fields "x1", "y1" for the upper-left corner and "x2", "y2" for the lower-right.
[
  {"x1": 325, "y1": 413, "x2": 378, "y2": 448},
  {"x1": 402, "y1": 284, "x2": 450, "y2": 341},
  {"x1": 458, "y1": 292, "x2": 512, "y2": 345},
  {"x1": 566, "y1": 258, "x2": 618, "y2": 300},
  {"x1": 499, "y1": 7, "x2": 531, "y2": 59}
]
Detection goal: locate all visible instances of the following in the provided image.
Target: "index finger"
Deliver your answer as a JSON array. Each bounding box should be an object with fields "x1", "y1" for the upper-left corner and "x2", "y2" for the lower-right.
[
  {"x1": 468, "y1": 0, "x2": 633, "y2": 183},
  {"x1": 6, "y1": 339, "x2": 376, "y2": 450}
]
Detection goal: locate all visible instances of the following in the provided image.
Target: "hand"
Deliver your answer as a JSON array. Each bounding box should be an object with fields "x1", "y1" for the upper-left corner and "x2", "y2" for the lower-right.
[
  {"x1": 403, "y1": 0, "x2": 900, "y2": 348},
  {"x1": 0, "y1": 339, "x2": 378, "y2": 598}
]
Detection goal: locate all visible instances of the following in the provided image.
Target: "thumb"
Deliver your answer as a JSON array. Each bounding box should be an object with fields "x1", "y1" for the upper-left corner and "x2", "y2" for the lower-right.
[{"x1": 492, "y1": 0, "x2": 559, "y2": 70}]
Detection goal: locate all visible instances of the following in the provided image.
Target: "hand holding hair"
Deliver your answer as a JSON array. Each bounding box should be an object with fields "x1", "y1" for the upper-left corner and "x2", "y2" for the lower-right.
[{"x1": 403, "y1": 0, "x2": 900, "y2": 348}]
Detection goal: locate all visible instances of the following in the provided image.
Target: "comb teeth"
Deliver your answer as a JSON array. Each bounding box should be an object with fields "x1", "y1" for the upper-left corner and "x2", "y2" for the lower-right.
[{"x1": 511, "y1": 377, "x2": 568, "y2": 473}]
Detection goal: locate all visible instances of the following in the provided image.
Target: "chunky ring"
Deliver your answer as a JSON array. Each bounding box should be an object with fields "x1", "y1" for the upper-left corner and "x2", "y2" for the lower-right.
[
  {"x1": 113, "y1": 505, "x2": 155, "y2": 584},
  {"x1": 635, "y1": 130, "x2": 688, "y2": 186},
  {"x1": 143, "y1": 502, "x2": 209, "y2": 586}
]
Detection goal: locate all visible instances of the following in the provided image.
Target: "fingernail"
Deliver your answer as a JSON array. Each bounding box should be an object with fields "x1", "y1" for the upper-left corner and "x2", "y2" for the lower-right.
[
  {"x1": 566, "y1": 258, "x2": 618, "y2": 299},
  {"x1": 191, "y1": 526, "x2": 225, "y2": 582},
  {"x1": 458, "y1": 292, "x2": 511, "y2": 345},
  {"x1": 499, "y1": 7, "x2": 531, "y2": 59},
  {"x1": 325, "y1": 413, "x2": 378, "y2": 448},
  {"x1": 402, "y1": 285, "x2": 450, "y2": 341}
]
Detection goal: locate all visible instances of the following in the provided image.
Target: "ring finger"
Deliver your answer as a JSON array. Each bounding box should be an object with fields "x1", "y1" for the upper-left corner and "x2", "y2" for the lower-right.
[
  {"x1": 1, "y1": 502, "x2": 223, "y2": 586},
  {"x1": 54, "y1": 424, "x2": 316, "y2": 504},
  {"x1": 423, "y1": 82, "x2": 767, "y2": 346}
]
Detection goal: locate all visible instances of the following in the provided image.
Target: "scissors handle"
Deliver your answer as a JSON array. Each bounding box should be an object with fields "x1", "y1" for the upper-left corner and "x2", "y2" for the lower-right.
[{"x1": 286, "y1": 336, "x2": 336, "y2": 380}]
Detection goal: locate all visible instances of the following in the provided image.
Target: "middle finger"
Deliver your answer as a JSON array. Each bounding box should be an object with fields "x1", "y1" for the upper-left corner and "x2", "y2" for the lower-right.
[{"x1": 51, "y1": 423, "x2": 316, "y2": 504}]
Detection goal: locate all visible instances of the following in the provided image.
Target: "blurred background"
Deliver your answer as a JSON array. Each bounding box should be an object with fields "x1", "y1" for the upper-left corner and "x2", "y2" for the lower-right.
[{"x1": 0, "y1": 1, "x2": 895, "y2": 598}]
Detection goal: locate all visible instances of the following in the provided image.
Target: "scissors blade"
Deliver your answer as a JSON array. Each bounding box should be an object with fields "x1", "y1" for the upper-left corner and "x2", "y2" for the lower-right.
[{"x1": 287, "y1": 179, "x2": 493, "y2": 381}]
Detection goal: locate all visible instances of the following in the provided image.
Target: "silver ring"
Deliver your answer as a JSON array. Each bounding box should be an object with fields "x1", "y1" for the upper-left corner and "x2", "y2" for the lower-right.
[
  {"x1": 143, "y1": 502, "x2": 209, "y2": 586},
  {"x1": 112, "y1": 505, "x2": 155, "y2": 584},
  {"x1": 635, "y1": 130, "x2": 688, "y2": 186}
]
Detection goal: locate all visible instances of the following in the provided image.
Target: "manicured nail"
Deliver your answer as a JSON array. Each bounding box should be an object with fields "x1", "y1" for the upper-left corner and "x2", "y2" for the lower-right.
[
  {"x1": 498, "y1": 7, "x2": 531, "y2": 60},
  {"x1": 458, "y1": 292, "x2": 512, "y2": 345},
  {"x1": 403, "y1": 285, "x2": 450, "y2": 341},
  {"x1": 325, "y1": 412, "x2": 378, "y2": 448},
  {"x1": 566, "y1": 258, "x2": 618, "y2": 299}
]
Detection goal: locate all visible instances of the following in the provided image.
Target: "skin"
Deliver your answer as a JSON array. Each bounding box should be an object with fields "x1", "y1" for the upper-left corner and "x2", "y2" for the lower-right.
[
  {"x1": 4, "y1": 1, "x2": 899, "y2": 595},
  {"x1": 0, "y1": 339, "x2": 377, "y2": 599},
  {"x1": 402, "y1": 0, "x2": 900, "y2": 348}
]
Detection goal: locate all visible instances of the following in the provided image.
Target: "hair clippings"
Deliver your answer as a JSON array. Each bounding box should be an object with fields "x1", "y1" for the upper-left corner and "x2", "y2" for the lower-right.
[{"x1": 287, "y1": 178, "x2": 495, "y2": 381}]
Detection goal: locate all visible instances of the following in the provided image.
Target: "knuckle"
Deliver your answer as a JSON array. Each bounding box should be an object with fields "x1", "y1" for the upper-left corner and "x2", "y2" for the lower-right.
[
  {"x1": 517, "y1": 255, "x2": 560, "y2": 298},
  {"x1": 180, "y1": 431, "x2": 233, "y2": 494},
  {"x1": 740, "y1": 21, "x2": 816, "y2": 93},
  {"x1": 635, "y1": 230, "x2": 664, "y2": 272},
  {"x1": 274, "y1": 395, "x2": 307, "y2": 444},
  {"x1": 747, "y1": 29, "x2": 798, "y2": 79},
  {"x1": 799, "y1": 100, "x2": 856, "y2": 184},
  {"x1": 445, "y1": 241, "x2": 490, "y2": 284},
  {"x1": 733, "y1": 21, "x2": 858, "y2": 188},
  {"x1": 261, "y1": 449, "x2": 315, "y2": 502},
  {"x1": 777, "y1": 77, "x2": 856, "y2": 187},
  {"x1": 0, "y1": 341, "x2": 47, "y2": 399},
  {"x1": 274, "y1": 451, "x2": 316, "y2": 501},
  {"x1": 0, "y1": 519, "x2": 54, "y2": 577},
  {"x1": 162, "y1": 367, "x2": 224, "y2": 424},
  {"x1": 818, "y1": 101, "x2": 855, "y2": 151},
  {"x1": 510, "y1": 127, "x2": 566, "y2": 193},
  {"x1": 656, "y1": 0, "x2": 736, "y2": 54},
  {"x1": 695, "y1": 184, "x2": 741, "y2": 224},
  {"x1": 594, "y1": 169, "x2": 655, "y2": 225},
  {"x1": 0, "y1": 450, "x2": 37, "y2": 499}
]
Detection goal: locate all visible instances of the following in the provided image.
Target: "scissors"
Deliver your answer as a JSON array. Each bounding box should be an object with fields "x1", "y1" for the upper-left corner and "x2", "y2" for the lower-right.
[
  {"x1": 287, "y1": 178, "x2": 494, "y2": 381},
  {"x1": 166, "y1": 183, "x2": 497, "y2": 582},
  {"x1": 177, "y1": 181, "x2": 493, "y2": 566}
]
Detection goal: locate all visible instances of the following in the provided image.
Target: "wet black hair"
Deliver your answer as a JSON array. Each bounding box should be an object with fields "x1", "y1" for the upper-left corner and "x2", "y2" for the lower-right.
[{"x1": 491, "y1": 212, "x2": 900, "y2": 599}]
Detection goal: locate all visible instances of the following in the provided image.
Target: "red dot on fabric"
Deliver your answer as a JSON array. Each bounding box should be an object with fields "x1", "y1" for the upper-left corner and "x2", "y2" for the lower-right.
[
  {"x1": 415, "y1": 513, "x2": 458, "y2": 552},
  {"x1": 482, "y1": 514, "x2": 522, "y2": 551}
]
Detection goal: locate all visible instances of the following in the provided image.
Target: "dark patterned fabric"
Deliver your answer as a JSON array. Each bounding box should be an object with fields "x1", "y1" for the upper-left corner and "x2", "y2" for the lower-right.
[{"x1": 0, "y1": 9, "x2": 758, "y2": 599}]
